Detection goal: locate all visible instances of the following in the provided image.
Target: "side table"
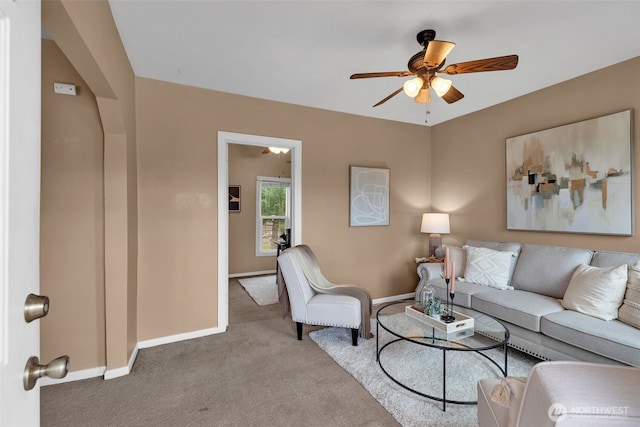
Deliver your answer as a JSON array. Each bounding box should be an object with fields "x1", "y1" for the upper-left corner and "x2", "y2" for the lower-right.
[{"x1": 274, "y1": 237, "x2": 290, "y2": 275}]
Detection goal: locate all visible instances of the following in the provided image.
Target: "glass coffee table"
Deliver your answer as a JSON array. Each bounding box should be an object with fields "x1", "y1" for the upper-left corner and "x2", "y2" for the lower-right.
[{"x1": 376, "y1": 301, "x2": 509, "y2": 411}]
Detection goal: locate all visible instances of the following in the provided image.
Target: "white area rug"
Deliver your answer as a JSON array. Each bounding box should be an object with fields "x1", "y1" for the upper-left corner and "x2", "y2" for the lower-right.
[
  {"x1": 310, "y1": 319, "x2": 539, "y2": 427},
  {"x1": 238, "y1": 275, "x2": 278, "y2": 306}
]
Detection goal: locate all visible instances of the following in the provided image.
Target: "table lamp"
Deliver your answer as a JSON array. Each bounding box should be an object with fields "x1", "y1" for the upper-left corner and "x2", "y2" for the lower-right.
[{"x1": 420, "y1": 213, "x2": 450, "y2": 258}]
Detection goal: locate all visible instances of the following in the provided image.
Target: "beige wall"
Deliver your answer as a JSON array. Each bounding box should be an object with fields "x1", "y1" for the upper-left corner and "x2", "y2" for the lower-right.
[
  {"x1": 42, "y1": 0, "x2": 138, "y2": 372},
  {"x1": 432, "y1": 57, "x2": 640, "y2": 252},
  {"x1": 40, "y1": 39, "x2": 105, "y2": 371},
  {"x1": 39, "y1": 0, "x2": 640, "y2": 373},
  {"x1": 228, "y1": 145, "x2": 291, "y2": 275},
  {"x1": 136, "y1": 77, "x2": 431, "y2": 341}
]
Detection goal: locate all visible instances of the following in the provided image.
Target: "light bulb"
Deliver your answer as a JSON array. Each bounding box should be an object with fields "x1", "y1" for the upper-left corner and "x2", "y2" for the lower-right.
[
  {"x1": 431, "y1": 76, "x2": 452, "y2": 97},
  {"x1": 402, "y1": 77, "x2": 423, "y2": 98},
  {"x1": 268, "y1": 147, "x2": 290, "y2": 154}
]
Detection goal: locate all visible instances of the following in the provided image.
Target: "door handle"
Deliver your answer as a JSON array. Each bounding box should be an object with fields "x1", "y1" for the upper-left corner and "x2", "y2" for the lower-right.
[
  {"x1": 24, "y1": 293, "x2": 49, "y2": 322},
  {"x1": 23, "y1": 355, "x2": 70, "y2": 390}
]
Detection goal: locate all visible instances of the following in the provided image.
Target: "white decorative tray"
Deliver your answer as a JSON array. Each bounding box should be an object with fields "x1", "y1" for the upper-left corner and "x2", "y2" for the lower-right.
[{"x1": 405, "y1": 304, "x2": 475, "y2": 333}]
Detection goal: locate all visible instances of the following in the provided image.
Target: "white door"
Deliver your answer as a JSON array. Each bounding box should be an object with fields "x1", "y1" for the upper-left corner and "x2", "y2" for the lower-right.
[{"x1": 0, "y1": 0, "x2": 43, "y2": 425}]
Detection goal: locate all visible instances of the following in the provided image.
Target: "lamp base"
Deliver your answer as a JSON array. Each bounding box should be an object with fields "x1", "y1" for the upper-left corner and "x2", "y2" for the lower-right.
[{"x1": 428, "y1": 233, "x2": 442, "y2": 257}]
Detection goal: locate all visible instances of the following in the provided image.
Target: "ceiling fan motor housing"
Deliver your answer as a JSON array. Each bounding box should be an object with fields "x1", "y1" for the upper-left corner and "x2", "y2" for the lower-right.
[{"x1": 416, "y1": 29, "x2": 436, "y2": 47}]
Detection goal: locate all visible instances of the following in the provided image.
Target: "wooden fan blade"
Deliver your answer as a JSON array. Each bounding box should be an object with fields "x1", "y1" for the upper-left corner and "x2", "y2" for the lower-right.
[
  {"x1": 373, "y1": 87, "x2": 403, "y2": 107},
  {"x1": 350, "y1": 71, "x2": 414, "y2": 79},
  {"x1": 441, "y1": 55, "x2": 518, "y2": 75},
  {"x1": 423, "y1": 40, "x2": 455, "y2": 68},
  {"x1": 441, "y1": 85, "x2": 464, "y2": 104}
]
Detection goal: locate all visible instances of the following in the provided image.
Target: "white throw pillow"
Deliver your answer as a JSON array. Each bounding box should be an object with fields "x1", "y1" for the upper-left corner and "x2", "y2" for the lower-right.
[
  {"x1": 618, "y1": 261, "x2": 640, "y2": 329},
  {"x1": 462, "y1": 245, "x2": 516, "y2": 290},
  {"x1": 562, "y1": 263, "x2": 628, "y2": 321}
]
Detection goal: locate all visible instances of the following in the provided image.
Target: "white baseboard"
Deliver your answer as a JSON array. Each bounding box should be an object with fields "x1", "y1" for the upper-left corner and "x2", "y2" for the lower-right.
[
  {"x1": 373, "y1": 292, "x2": 414, "y2": 305},
  {"x1": 228, "y1": 270, "x2": 276, "y2": 278},
  {"x1": 128, "y1": 342, "x2": 139, "y2": 372},
  {"x1": 48, "y1": 292, "x2": 410, "y2": 385},
  {"x1": 40, "y1": 365, "x2": 106, "y2": 386},
  {"x1": 103, "y1": 342, "x2": 140, "y2": 380},
  {"x1": 47, "y1": 326, "x2": 225, "y2": 385},
  {"x1": 104, "y1": 365, "x2": 129, "y2": 380},
  {"x1": 137, "y1": 325, "x2": 226, "y2": 349}
]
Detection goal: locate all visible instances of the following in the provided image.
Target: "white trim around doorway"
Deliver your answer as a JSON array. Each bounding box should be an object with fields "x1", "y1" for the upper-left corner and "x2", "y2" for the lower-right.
[{"x1": 217, "y1": 132, "x2": 302, "y2": 332}]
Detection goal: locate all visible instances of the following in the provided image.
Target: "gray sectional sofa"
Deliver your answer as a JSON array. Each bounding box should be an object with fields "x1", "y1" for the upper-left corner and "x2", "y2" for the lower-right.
[{"x1": 416, "y1": 239, "x2": 640, "y2": 367}]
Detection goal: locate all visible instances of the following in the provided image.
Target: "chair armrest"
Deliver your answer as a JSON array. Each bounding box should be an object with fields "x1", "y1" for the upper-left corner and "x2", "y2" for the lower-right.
[
  {"x1": 417, "y1": 262, "x2": 444, "y2": 280},
  {"x1": 517, "y1": 361, "x2": 640, "y2": 426}
]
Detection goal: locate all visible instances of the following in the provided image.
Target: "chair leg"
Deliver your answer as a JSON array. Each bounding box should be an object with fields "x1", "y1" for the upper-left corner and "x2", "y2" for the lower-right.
[
  {"x1": 351, "y1": 328, "x2": 358, "y2": 346},
  {"x1": 296, "y1": 322, "x2": 303, "y2": 340}
]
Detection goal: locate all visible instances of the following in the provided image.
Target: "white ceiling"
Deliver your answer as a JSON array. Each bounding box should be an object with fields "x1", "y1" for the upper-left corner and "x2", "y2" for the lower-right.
[{"x1": 108, "y1": 1, "x2": 640, "y2": 126}]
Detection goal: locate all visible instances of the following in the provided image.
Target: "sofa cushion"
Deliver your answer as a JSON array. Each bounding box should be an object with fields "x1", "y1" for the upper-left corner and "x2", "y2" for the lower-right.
[
  {"x1": 420, "y1": 277, "x2": 487, "y2": 308},
  {"x1": 443, "y1": 245, "x2": 466, "y2": 277},
  {"x1": 511, "y1": 244, "x2": 594, "y2": 298},
  {"x1": 561, "y1": 263, "x2": 628, "y2": 321},
  {"x1": 466, "y1": 239, "x2": 522, "y2": 284},
  {"x1": 466, "y1": 239, "x2": 522, "y2": 255},
  {"x1": 471, "y1": 289, "x2": 564, "y2": 332},
  {"x1": 306, "y1": 294, "x2": 361, "y2": 328},
  {"x1": 541, "y1": 310, "x2": 640, "y2": 367},
  {"x1": 619, "y1": 261, "x2": 640, "y2": 329},
  {"x1": 462, "y1": 245, "x2": 517, "y2": 290},
  {"x1": 591, "y1": 250, "x2": 640, "y2": 268}
]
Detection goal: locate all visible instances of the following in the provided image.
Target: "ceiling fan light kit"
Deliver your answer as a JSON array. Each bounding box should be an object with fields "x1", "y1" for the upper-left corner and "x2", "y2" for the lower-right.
[
  {"x1": 431, "y1": 76, "x2": 452, "y2": 97},
  {"x1": 350, "y1": 29, "x2": 518, "y2": 110},
  {"x1": 262, "y1": 147, "x2": 290, "y2": 155},
  {"x1": 414, "y1": 87, "x2": 430, "y2": 104},
  {"x1": 402, "y1": 77, "x2": 423, "y2": 97}
]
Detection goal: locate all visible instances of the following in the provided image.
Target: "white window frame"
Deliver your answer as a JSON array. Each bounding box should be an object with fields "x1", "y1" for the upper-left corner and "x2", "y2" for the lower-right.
[{"x1": 256, "y1": 176, "x2": 291, "y2": 256}]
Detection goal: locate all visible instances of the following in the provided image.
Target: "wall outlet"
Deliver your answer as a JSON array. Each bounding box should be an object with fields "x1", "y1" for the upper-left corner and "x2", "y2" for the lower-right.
[{"x1": 53, "y1": 82, "x2": 76, "y2": 96}]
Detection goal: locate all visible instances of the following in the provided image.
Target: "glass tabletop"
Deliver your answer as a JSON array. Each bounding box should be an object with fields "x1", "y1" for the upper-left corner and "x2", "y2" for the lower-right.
[{"x1": 376, "y1": 301, "x2": 509, "y2": 351}]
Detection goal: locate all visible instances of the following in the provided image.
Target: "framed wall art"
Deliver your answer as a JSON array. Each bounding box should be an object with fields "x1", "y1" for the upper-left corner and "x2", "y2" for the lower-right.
[
  {"x1": 228, "y1": 185, "x2": 241, "y2": 212},
  {"x1": 350, "y1": 166, "x2": 390, "y2": 227},
  {"x1": 506, "y1": 109, "x2": 633, "y2": 235}
]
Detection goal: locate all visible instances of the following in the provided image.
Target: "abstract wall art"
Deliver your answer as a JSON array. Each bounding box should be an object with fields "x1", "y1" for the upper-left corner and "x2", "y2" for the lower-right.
[
  {"x1": 506, "y1": 109, "x2": 633, "y2": 235},
  {"x1": 350, "y1": 166, "x2": 390, "y2": 227}
]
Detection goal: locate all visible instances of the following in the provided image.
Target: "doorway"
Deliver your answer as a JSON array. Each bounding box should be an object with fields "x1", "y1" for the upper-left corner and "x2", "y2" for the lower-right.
[{"x1": 217, "y1": 132, "x2": 302, "y2": 331}]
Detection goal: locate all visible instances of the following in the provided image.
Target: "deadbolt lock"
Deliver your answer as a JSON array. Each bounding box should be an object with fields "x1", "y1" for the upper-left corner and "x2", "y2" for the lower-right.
[{"x1": 24, "y1": 293, "x2": 49, "y2": 323}]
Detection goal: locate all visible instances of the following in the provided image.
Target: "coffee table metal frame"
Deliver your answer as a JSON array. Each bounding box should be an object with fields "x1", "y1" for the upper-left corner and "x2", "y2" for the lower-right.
[{"x1": 376, "y1": 301, "x2": 510, "y2": 411}]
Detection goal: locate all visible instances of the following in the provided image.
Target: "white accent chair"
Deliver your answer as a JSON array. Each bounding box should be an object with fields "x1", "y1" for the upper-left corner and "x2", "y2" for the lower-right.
[
  {"x1": 277, "y1": 250, "x2": 361, "y2": 346},
  {"x1": 478, "y1": 361, "x2": 640, "y2": 427}
]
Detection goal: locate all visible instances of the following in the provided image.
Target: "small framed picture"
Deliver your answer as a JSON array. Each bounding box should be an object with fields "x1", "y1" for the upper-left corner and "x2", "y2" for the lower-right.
[{"x1": 228, "y1": 185, "x2": 241, "y2": 212}]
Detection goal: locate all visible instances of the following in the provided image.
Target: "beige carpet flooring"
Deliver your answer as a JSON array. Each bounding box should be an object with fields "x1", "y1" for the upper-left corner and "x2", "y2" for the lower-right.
[{"x1": 41, "y1": 277, "x2": 398, "y2": 426}]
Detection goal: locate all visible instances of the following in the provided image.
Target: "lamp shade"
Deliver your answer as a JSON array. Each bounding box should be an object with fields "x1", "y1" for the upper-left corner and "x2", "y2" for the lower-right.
[
  {"x1": 431, "y1": 76, "x2": 452, "y2": 98},
  {"x1": 402, "y1": 77, "x2": 423, "y2": 98},
  {"x1": 414, "y1": 87, "x2": 431, "y2": 104},
  {"x1": 421, "y1": 213, "x2": 450, "y2": 234}
]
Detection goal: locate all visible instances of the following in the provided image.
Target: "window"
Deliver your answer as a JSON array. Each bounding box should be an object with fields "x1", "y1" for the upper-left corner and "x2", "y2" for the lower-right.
[{"x1": 256, "y1": 176, "x2": 290, "y2": 256}]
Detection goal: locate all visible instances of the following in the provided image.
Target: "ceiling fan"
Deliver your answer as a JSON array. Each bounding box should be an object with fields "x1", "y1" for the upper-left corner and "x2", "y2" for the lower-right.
[{"x1": 350, "y1": 29, "x2": 518, "y2": 107}]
